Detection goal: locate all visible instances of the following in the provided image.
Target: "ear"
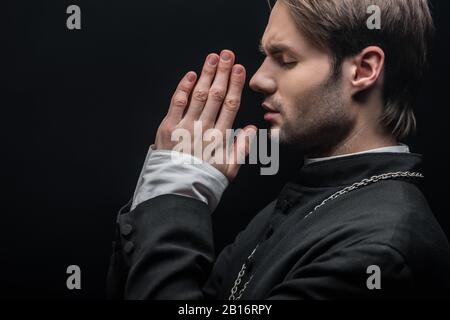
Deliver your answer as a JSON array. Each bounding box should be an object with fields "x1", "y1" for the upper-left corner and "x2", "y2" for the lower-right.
[{"x1": 350, "y1": 46, "x2": 385, "y2": 95}]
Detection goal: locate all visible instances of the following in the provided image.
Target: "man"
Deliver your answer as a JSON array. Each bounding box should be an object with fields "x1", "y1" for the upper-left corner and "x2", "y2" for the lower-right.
[{"x1": 107, "y1": 0, "x2": 450, "y2": 299}]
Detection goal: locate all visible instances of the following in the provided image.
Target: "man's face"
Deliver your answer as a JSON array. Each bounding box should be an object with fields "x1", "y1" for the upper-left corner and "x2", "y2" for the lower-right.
[{"x1": 249, "y1": 1, "x2": 356, "y2": 155}]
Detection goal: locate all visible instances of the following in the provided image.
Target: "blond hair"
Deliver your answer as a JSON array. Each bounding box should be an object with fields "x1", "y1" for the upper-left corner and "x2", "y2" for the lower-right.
[{"x1": 280, "y1": 0, "x2": 434, "y2": 140}]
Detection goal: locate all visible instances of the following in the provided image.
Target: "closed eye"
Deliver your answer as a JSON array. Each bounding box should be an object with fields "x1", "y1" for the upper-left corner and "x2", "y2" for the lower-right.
[
  {"x1": 279, "y1": 60, "x2": 297, "y2": 68},
  {"x1": 258, "y1": 44, "x2": 297, "y2": 68}
]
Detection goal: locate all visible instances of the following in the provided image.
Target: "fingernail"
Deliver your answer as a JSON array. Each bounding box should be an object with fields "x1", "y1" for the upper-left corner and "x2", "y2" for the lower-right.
[
  {"x1": 234, "y1": 66, "x2": 243, "y2": 74},
  {"x1": 221, "y1": 51, "x2": 231, "y2": 61},
  {"x1": 208, "y1": 55, "x2": 219, "y2": 66},
  {"x1": 187, "y1": 72, "x2": 196, "y2": 82}
]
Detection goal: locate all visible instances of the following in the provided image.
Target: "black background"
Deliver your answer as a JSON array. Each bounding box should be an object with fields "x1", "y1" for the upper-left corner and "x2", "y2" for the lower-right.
[{"x1": 3, "y1": 0, "x2": 450, "y2": 299}]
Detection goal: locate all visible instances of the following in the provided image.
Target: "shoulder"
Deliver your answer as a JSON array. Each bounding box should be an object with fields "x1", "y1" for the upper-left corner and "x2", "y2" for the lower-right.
[
  {"x1": 328, "y1": 179, "x2": 450, "y2": 272},
  {"x1": 338, "y1": 179, "x2": 434, "y2": 229}
]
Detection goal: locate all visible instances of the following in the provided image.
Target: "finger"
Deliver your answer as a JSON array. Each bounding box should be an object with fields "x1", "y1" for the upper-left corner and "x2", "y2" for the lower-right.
[
  {"x1": 199, "y1": 50, "x2": 235, "y2": 124},
  {"x1": 227, "y1": 125, "x2": 258, "y2": 181},
  {"x1": 215, "y1": 64, "x2": 246, "y2": 133},
  {"x1": 184, "y1": 54, "x2": 219, "y2": 121},
  {"x1": 166, "y1": 71, "x2": 197, "y2": 125}
]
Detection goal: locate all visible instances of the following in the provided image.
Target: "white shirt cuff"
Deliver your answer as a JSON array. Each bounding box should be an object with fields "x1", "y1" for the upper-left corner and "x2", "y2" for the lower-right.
[{"x1": 131, "y1": 144, "x2": 229, "y2": 212}]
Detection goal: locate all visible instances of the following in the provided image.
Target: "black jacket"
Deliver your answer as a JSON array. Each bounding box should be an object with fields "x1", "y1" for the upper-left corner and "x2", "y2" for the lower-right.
[{"x1": 107, "y1": 152, "x2": 450, "y2": 299}]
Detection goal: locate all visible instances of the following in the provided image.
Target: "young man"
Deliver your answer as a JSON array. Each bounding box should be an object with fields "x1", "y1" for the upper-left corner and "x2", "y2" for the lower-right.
[{"x1": 107, "y1": 0, "x2": 450, "y2": 299}]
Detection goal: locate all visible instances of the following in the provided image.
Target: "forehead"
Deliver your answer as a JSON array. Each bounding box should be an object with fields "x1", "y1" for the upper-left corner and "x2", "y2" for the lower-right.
[
  {"x1": 261, "y1": 1, "x2": 301, "y2": 46},
  {"x1": 261, "y1": 1, "x2": 325, "y2": 57}
]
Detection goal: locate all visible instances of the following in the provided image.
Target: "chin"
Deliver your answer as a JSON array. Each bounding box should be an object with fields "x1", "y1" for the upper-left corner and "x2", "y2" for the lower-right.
[{"x1": 268, "y1": 124, "x2": 282, "y2": 137}]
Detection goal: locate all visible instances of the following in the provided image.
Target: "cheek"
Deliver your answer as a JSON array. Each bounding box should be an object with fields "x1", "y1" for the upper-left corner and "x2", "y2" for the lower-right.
[
  {"x1": 276, "y1": 73, "x2": 314, "y2": 117},
  {"x1": 278, "y1": 62, "x2": 332, "y2": 113}
]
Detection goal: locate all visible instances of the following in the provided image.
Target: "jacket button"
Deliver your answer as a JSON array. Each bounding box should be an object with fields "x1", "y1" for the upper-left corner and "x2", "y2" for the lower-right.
[
  {"x1": 266, "y1": 225, "x2": 274, "y2": 239},
  {"x1": 276, "y1": 198, "x2": 290, "y2": 212},
  {"x1": 121, "y1": 224, "x2": 133, "y2": 236},
  {"x1": 124, "y1": 241, "x2": 135, "y2": 254}
]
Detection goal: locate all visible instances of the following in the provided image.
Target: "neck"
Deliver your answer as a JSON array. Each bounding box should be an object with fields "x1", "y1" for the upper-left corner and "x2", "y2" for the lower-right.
[{"x1": 306, "y1": 120, "x2": 397, "y2": 159}]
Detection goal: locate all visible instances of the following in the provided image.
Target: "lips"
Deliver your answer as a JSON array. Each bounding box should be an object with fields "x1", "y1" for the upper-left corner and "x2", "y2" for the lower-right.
[
  {"x1": 261, "y1": 103, "x2": 278, "y2": 113},
  {"x1": 262, "y1": 102, "x2": 280, "y2": 122}
]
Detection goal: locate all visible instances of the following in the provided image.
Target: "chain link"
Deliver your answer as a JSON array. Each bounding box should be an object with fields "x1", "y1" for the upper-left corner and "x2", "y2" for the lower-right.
[{"x1": 228, "y1": 171, "x2": 423, "y2": 300}]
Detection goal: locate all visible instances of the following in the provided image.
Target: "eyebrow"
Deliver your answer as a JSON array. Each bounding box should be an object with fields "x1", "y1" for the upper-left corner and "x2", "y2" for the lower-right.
[{"x1": 259, "y1": 39, "x2": 293, "y2": 56}]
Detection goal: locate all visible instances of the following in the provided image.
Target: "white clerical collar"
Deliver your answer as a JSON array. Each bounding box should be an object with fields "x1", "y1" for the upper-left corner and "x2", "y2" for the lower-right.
[{"x1": 304, "y1": 143, "x2": 410, "y2": 165}]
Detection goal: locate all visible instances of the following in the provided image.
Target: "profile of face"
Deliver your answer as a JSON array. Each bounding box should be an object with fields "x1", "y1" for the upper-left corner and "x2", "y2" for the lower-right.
[{"x1": 250, "y1": 1, "x2": 356, "y2": 155}]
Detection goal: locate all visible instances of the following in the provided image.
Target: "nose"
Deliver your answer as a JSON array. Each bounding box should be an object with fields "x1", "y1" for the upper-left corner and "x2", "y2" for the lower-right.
[{"x1": 249, "y1": 61, "x2": 276, "y2": 95}]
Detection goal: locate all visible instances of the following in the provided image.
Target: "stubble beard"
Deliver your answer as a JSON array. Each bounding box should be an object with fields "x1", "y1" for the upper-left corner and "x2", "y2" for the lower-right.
[{"x1": 277, "y1": 73, "x2": 356, "y2": 156}]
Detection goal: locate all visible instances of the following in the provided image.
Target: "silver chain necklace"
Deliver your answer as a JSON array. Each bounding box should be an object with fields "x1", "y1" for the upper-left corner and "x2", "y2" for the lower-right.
[{"x1": 228, "y1": 171, "x2": 424, "y2": 300}]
